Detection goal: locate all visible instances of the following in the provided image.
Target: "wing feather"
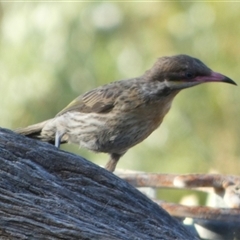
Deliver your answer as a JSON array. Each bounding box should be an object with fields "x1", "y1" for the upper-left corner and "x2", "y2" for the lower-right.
[{"x1": 56, "y1": 83, "x2": 122, "y2": 116}]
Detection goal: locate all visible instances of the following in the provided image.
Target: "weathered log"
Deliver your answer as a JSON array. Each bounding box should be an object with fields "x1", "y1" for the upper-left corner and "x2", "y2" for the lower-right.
[{"x1": 0, "y1": 128, "x2": 198, "y2": 240}]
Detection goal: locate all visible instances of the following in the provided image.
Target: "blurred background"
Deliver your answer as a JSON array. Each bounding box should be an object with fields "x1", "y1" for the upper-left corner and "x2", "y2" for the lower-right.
[{"x1": 0, "y1": 2, "x2": 239, "y2": 202}]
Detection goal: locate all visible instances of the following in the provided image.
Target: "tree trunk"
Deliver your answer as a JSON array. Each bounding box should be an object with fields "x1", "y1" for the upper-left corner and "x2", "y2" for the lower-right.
[{"x1": 0, "y1": 128, "x2": 198, "y2": 240}]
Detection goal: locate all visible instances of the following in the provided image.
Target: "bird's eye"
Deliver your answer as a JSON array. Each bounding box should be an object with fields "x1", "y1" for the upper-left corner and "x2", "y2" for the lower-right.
[{"x1": 185, "y1": 72, "x2": 194, "y2": 79}]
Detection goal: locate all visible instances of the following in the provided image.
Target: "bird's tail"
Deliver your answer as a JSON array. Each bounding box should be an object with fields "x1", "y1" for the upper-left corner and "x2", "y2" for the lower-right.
[{"x1": 15, "y1": 119, "x2": 55, "y2": 144}]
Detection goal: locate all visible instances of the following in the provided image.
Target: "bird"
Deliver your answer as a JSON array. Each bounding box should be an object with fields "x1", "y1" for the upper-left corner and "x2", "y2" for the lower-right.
[{"x1": 15, "y1": 54, "x2": 236, "y2": 172}]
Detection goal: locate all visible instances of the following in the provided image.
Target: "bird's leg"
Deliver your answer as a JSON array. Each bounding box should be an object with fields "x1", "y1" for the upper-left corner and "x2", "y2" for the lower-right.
[
  {"x1": 105, "y1": 153, "x2": 124, "y2": 172},
  {"x1": 55, "y1": 131, "x2": 63, "y2": 148}
]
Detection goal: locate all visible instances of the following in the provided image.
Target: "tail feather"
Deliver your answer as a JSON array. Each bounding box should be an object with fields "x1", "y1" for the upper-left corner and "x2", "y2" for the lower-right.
[
  {"x1": 15, "y1": 120, "x2": 55, "y2": 144},
  {"x1": 15, "y1": 119, "x2": 68, "y2": 145}
]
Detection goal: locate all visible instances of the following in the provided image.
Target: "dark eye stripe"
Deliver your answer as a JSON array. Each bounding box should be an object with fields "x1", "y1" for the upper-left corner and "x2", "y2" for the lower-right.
[{"x1": 185, "y1": 72, "x2": 194, "y2": 79}]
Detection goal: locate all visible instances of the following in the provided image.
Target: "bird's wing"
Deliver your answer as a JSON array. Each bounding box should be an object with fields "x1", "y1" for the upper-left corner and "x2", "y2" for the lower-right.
[{"x1": 56, "y1": 83, "x2": 122, "y2": 116}]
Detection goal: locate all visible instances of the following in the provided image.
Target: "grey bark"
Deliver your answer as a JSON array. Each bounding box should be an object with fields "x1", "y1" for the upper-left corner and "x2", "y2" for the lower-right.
[{"x1": 0, "y1": 128, "x2": 199, "y2": 240}]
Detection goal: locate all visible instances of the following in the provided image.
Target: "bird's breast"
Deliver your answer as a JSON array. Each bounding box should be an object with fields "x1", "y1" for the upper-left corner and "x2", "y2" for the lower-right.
[{"x1": 132, "y1": 96, "x2": 173, "y2": 129}]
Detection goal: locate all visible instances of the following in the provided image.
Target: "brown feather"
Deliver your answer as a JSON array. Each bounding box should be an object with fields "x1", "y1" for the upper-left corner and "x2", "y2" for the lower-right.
[
  {"x1": 56, "y1": 84, "x2": 119, "y2": 115},
  {"x1": 56, "y1": 79, "x2": 147, "y2": 116}
]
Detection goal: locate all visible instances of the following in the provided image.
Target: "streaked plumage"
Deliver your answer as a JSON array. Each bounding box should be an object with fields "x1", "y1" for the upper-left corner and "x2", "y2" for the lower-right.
[{"x1": 16, "y1": 55, "x2": 236, "y2": 171}]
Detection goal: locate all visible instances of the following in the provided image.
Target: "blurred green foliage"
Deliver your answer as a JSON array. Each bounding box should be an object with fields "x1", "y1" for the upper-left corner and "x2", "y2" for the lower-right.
[{"x1": 1, "y1": 2, "x2": 240, "y2": 202}]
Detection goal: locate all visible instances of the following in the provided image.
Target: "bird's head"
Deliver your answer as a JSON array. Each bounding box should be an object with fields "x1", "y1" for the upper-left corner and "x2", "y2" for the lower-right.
[{"x1": 143, "y1": 54, "x2": 236, "y2": 90}]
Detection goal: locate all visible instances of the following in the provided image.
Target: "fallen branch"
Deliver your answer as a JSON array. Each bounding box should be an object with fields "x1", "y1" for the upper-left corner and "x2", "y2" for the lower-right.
[{"x1": 0, "y1": 128, "x2": 197, "y2": 240}]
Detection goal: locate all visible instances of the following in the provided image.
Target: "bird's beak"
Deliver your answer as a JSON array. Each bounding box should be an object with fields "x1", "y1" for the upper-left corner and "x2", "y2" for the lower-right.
[
  {"x1": 167, "y1": 71, "x2": 237, "y2": 90},
  {"x1": 194, "y1": 71, "x2": 237, "y2": 85}
]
